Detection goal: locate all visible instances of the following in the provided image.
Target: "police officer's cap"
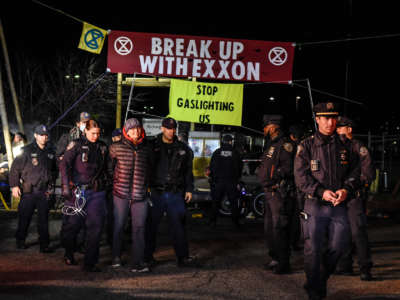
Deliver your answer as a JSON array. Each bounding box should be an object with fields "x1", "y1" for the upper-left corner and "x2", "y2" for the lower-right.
[
  {"x1": 337, "y1": 116, "x2": 356, "y2": 128},
  {"x1": 162, "y1": 117, "x2": 177, "y2": 129},
  {"x1": 263, "y1": 114, "x2": 283, "y2": 127},
  {"x1": 222, "y1": 134, "x2": 233, "y2": 143},
  {"x1": 313, "y1": 102, "x2": 340, "y2": 117},
  {"x1": 124, "y1": 118, "x2": 142, "y2": 131},
  {"x1": 34, "y1": 124, "x2": 49, "y2": 135},
  {"x1": 79, "y1": 112, "x2": 90, "y2": 122},
  {"x1": 112, "y1": 128, "x2": 122, "y2": 137}
]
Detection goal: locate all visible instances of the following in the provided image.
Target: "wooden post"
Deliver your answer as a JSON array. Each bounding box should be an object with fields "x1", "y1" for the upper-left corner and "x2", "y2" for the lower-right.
[
  {"x1": 0, "y1": 18, "x2": 24, "y2": 134},
  {"x1": 0, "y1": 66, "x2": 16, "y2": 208},
  {"x1": 116, "y1": 73, "x2": 122, "y2": 128}
]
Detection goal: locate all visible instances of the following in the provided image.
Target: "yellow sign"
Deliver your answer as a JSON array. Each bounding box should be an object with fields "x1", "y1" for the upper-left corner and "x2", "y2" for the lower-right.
[
  {"x1": 78, "y1": 22, "x2": 107, "y2": 54},
  {"x1": 169, "y1": 79, "x2": 243, "y2": 126}
]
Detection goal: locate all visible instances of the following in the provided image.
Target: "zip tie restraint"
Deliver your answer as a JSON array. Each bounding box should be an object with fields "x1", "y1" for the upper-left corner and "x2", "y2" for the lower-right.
[{"x1": 61, "y1": 187, "x2": 87, "y2": 216}]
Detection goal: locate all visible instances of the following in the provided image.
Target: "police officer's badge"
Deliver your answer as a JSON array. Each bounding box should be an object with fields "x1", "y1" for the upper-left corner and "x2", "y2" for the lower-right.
[
  {"x1": 31, "y1": 153, "x2": 39, "y2": 166},
  {"x1": 326, "y1": 102, "x2": 334, "y2": 110},
  {"x1": 360, "y1": 146, "x2": 368, "y2": 156},
  {"x1": 311, "y1": 159, "x2": 320, "y2": 171},
  {"x1": 283, "y1": 143, "x2": 293, "y2": 153},
  {"x1": 48, "y1": 154, "x2": 54, "y2": 160},
  {"x1": 340, "y1": 149, "x2": 348, "y2": 165},
  {"x1": 267, "y1": 146, "x2": 275, "y2": 158},
  {"x1": 179, "y1": 150, "x2": 186, "y2": 155}
]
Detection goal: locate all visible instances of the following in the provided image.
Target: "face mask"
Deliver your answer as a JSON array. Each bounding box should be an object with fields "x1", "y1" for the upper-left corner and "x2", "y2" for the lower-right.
[{"x1": 79, "y1": 124, "x2": 86, "y2": 132}]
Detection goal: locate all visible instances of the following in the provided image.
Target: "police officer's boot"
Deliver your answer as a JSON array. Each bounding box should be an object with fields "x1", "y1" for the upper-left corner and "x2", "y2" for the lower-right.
[
  {"x1": 16, "y1": 239, "x2": 27, "y2": 250},
  {"x1": 208, "y1": 217, "x2": 217, "y2": 228},
  {"x1": 360, "y1": 268, "x2": 373, "y2": 281},
  {"x1": 40, "y1": 245, "x2": 54, "y2": 253},
  {"x1": 64, "y1": 251, "x2": 77, "y2": 266}
]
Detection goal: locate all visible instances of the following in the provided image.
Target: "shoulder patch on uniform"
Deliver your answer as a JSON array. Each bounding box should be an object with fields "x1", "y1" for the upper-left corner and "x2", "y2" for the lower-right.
[
  {"x1": 296, "y1": 145, "x2": 303, "y2": 156},
  {"x1": 360, "y1": 146, "x2": 369, "y2": 156},
  {"x1": 283, "y1": 142, "x2": 293, "y2": 153},
  {"x1": 66, "y1": 141, "x2": 76, "y2": 151}
]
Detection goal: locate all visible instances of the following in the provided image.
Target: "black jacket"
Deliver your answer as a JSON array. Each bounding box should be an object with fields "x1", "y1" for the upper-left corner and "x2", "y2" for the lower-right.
[
  {"x1": 59, "y1": 136, "x2": 109, "y2": 191},
  {"x1": 294, "y1": 131, "x2": 361, "y2": 202},
  {"x1": 150, "y1": 134, "x2": 194, "y2": 194},
  {"x1": 209, "y1": 143, "x2": 242, "y2": 184},
  {"x1": 351, "y1": 138, "x2": 375, "y2": 186},
  {"x1": 108, "y1": 134, "x2": 151, "y2": 202},
  {"x1": 257, "y1": 132, "x2": 295, "y2": 188},
  {"x1": 9, "y1": 142, "x2": 57, "y2": 192}
]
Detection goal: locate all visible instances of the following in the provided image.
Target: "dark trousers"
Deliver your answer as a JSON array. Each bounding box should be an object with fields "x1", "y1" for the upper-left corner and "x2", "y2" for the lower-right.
[
  {"x1": 264, "y1": 190, "x2": 294, "y2": 268},
  {"x1": 337, "y1": 195, "x2": 372, "y2": 272},
  {"x1": 16, "y1": 191, "x2": 49, "y2": 247},
  {"x1": 303, "y1": 201, "x2": 350, "y2": 296},
  {"x1": 61, "y1": 190, "x2": 106, "y2": 266},
  {"x1": 145, "y1": 191, "x2": 189, "y2": 260},
  {"x1": 290, "y1": 191, "x2": 302, "y2": 249},
  {"x1": 211, "y1": 182, "x2": 239, "y2": 222},
  {"x1": 112, "y1": 195, "x2": 148, "y2": 265}
]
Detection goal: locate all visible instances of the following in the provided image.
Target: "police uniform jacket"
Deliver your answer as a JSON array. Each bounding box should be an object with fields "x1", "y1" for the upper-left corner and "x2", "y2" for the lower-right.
[
  {"x1": 108, "y1": 132, "x2": 151, "y2": 202},
  {"x1": 59, "y1": 136, "x2": 109, "y2": 191},
  {"x1": 351, "y1": 139, "x2": 375, "y2": 186},
  {"x1": 294, "y1": 131, "x2": 361, "y2": 202},
  {"x1": 209, "y1": 143, "x2": 242, "y2": 184},
  {"x1": 257, "y1": 132, "x2": 295, "y2": 189},
  {"x1": 56, "y1": 127, "x2": 82, "y2": 159},
  {"x1": 9, "y1": 142, "x2": 57, "y2": 192},
  {"x1": 150, "y1": 134, "x2": 194, "y2": 194}
]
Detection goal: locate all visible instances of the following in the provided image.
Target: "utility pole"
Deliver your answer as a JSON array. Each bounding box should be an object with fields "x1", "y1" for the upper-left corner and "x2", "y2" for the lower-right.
[
  {"x1": 0, "y1": 66, "x2": 14, "y2": 166},
  {"x1": 0, "y1": 17, "x2": 24, "y2": 134}
]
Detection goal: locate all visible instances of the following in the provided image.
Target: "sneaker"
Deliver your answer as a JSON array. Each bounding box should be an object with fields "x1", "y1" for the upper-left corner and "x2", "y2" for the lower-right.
[
  {"x1": 177, "y1": 256, "x2": 197, "y2": 268},
  {"x1": 131, "y1": 263, "x2": 150, "y2": 273},
  {"x1": 111, "y1": 257, "x2": 122, "y2": 268},
  {"x1": 263, "y1": 260, "x2": 278, "y2": 270},
  {"x1": 144, "y1": 257, "x2": 159, "y2": 267}
]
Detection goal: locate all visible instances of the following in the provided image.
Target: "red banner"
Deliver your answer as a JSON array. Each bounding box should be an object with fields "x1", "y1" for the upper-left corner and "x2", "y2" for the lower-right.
[{"x1": 107, "y1": 31, "x2": 295, "y2": 83}]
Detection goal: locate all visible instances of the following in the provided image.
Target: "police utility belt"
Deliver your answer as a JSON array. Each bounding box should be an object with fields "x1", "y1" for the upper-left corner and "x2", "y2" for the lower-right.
[
  {"x1": 73, "y1": 183, "x2": 92, "y2": 191},
  {"x1": 154, "y1": 184, "x2": 179, "y2": 193}
]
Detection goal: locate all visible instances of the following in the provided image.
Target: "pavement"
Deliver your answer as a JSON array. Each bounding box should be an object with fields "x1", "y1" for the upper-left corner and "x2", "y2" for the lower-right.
[{"x1": 0, "y1": 207, "x2": 400, "y2": 300}]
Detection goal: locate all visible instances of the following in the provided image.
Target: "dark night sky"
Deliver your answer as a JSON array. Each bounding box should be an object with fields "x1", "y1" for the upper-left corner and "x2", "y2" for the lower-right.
[{"x1": 2, "y1": 1, "x2": 400, "y2": 135}]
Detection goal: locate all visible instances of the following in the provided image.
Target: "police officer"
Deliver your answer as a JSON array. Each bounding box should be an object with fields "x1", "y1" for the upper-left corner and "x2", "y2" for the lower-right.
[
  {"x1": 209, "y1": 134, "x2": 242, "y2": 228},
  {"x1": 56, "y1": 112, "x2": 91, "y2": 253},
  {"x1": 257, "y1": 115, "x2": 296, "y2": 274},
  {"x1": 56, "y1": 112, "x2": 90, "y2": 160},
  {"x1": 288, "y1": 124, "x2": 306, "y2": 251},
  {"x1": 59, "y1": 119, "x2": 109, "y2": 272},
  {"x1": 294, "y1": 103, "x2": 361, "y2": 299},
  {"x1": 108, "y1": 118, "x2": 152, "y2": 272},
  {"x1": 335, "y1": 116, "x2": 375, "y2": 281},
  {"x1": 144, "y1": 117, "x2": 195, "y2": 268},
  {"x1": 9, "y1": 125, "x2": 57, "y2": 252}
]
